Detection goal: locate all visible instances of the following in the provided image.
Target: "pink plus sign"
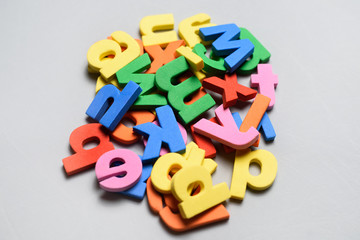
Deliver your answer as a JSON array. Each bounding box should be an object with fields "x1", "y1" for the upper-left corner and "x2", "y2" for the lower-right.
[{"x1": 250, "y1": 64, "x2": 278, "y2": 110}]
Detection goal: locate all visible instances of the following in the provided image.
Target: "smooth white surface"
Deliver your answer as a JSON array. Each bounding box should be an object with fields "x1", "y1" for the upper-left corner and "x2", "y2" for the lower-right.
[{"x1": 1, "y1": 0, "x2": 359, "y2": 239}]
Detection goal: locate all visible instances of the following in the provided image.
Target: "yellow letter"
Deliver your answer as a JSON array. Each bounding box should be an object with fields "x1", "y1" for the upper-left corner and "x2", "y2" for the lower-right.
[
  {"x1": 151, "y1": 142, "x2": 217, "y2": 194},
  {"x1": 171, "y1": 165, "x2": 230, "y2": 219},
  {"x1": 181, "y1": 142, "x2": 217, "y2": 173},
  {"x1": 178, "y1": 13, "x2": 215, "y2": 48},
  {"x1": 202, "y1": 158, "x2": 217, "y2": 174},
  {"x1": 87, "y1": 31, "x2": 140, "y2": 80},
  {"x1": 230, "y1": 149, "x2": 278, "y2": 200},
  {"x1": 95, "y1": 76, "x2": 121, "y2": 93},
  {"x1": 151, "y1": 153, "x2": 187, "y2": 194},
  {"x1": 140, "y1": 14, "x2": 178, "y2": 47},
  {"x1": 176, "y1": 46, "x2": 204, "y2": 71},
  {"x1": 87, "y1": 39, "x2": 122, "y2": 76},
  {"x1": 176, "y1": 46, "x2": 205, "y2": 81}
]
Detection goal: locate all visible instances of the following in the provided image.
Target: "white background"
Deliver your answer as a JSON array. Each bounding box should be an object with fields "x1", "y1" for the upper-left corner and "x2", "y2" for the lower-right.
[{"x1": 1, "y1": 0, "x2": 359, "y2": 239}]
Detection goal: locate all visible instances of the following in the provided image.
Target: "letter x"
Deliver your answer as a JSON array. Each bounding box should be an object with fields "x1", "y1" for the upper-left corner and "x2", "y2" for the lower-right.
[
  {"x1": 202, "y1": 73, "x2": 257, "y2": 108},
  {"x1": 144, "y1": 40, "x2": 185, "y2": 73}
]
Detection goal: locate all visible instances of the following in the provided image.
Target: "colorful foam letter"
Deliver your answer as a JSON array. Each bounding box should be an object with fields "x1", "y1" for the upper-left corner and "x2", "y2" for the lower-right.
[
  {"x1": 175, "y1": 63, "x2": 206, "y2": 82},
  {"x1": 232, "y1": 112, "x2": 243, "y2": 129},
  {"x1": 95, "y1": 149, "x2": 143, "y2": 192},
  {"x1": 175, "y1": 46, "x2": 204, "y2": 71},
  {"x1": 159, "y1": 204, "x2": 229, "y2": 232},
  {"x1": 143, "y1": 120, "x2": 187, "y2": 156},
  {"x1": 86, "y1": 82, "x2": 142, "y2": 131},
  {"x1": 95, "y1": 76, "x2": 121, "y2": 93},
  {"x1": 146, "y1": 177, "x2": 229, "y2": 232},
  {"x1": 111, "y1": 110, "x2": 155, "y2": 144},
  {"x1": 239, "y1": 94, "x2": 271, "y2": 146},
  {"x1": 237, "y1": 28, "x2": 271, "y2": 75},
  {"x1": 193, "y1": 43, "x2": 226, "y2": 76},
  {"x1": 119, "y1": 163, "x2": 152, "y2": 199},
  {"x1": 192, "y1": 112, "x2": 244, "y2": 155},
  {"x1": 193, "y1": 104, "x2": 259, "y2": 149},
  {"x1": 257, "y1": 112, "x2": 276, "y2": 141},
  {"x1": 155, "y1": 56, "x2": 215, "y2": 124},
  {"x1": 146, "y1": 177, "x2": 164, "y2": 214},
  {"x1": 199, "y1": 24, "x2": 254, "y2": 73},
  {"x1": 106, "y1": 38, "x2": 144, "y2": 56},
  {"x1": 150, "y1": 142, "x2": 217, "y2": 194},
  {"x1": 190, "y1": 121, "x2": 216, "y2": 158},
  {"x1": 230, "y1": 149, "x2": 277, "y2": 200},
  {"x1": 62, "y1": 123, "x2": 115, "y2": 175},
  {"x1": 133, "y1": 105, "x2": 186, "y2": 163},
  {"x1": 183, "y1": 87, "x2": 208, "y2": 104},
  {"x1": 87, "y1": 39, "x2": 122, "y2": 78},
  {"x1": 222, "y1": 112, "x2": 243, "y2": 153},
  {"x1": 87, "y1": 31, "x2": 140, "y2": 80},
  {"x1": 144, "y1": 40, "x2": 185, "y2": 73},
  {"x1": 250, "y1": 64, "x2": 278, "y2": 110},
  {"x1": 163, "y1": 193, "x2": 180, "y2": 213},
  {"x1": 140, "y1": 14, "x2": 178, "y2": 47},
  {"x1": 135, "y1": 39, "x2": 144, "y2": 55},
  {"x1": 150, "y1": 153, "x2": 188, "y2": 194},
  {"x1": 183, "y1": 142, "x2": 217, "y2": 175},
  {"x1": 203, "y1": 73, "x2": 257, "y2": 108},
  {"x1": 178, "y1": 13, "x2": 216, "y2": 48},
  {"x1": 116, "y1": 54, "x2": 167, "y2": 108},
  {"x1": 171, "y1": 165, "x2": 230, "y2": 219}
]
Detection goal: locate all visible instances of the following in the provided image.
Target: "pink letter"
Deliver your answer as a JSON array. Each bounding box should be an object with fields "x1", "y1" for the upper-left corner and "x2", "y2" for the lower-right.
[
  {"x1": 193, "y1": 104, "x2": 259, "y2": 149},
  {"x1": 250, "y1": 64, "x2": 278, "y2": 110},
  {"x1": 95, "y1": 149, "x2": 142, "y2": 192}
]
